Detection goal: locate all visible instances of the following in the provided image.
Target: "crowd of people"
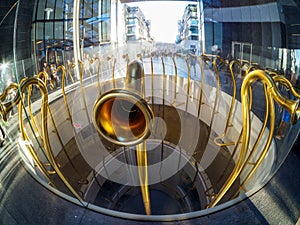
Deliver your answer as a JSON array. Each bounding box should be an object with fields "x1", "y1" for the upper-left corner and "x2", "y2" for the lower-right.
[{"x1": 41, "y1": 61, "x2": 60, "y2": 90}]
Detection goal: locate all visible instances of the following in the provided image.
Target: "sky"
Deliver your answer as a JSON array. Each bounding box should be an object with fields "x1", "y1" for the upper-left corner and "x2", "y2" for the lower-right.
[{"x1": 127, "y1": 1, "x2": 195, "y2": 43}]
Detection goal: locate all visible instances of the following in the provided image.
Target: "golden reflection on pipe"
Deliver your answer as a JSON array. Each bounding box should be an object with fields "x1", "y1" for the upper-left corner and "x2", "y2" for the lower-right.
[
  {"x1": 90, "y1": 57, "x2": 102, "y2": 92},
  {"x1": 28, "y1": 70, "x2": 55, "y2": 142},
  {"x1": 7, "y1": 80, "x2": 53, "y2": 180},
  {"x1": 18, "y1": 93, "x2": 54, "y2": 181},
  {"x1": 136, "y1": 141, "x2": 151, "y2": 215},
  {"x1": 1, "y1": 77, "x2": 83, "y2": 201},
  {"x1": 213, "y1": 70, "x2": 255, "y2": 190},
  {"x1": 245, "y1": 64, "x2": 260, "y2": 74},
  {"x1": 36, "y1": 80, "x2": 84, "y2": 203},
  {"x1": 36, "y1": 71, "x2": 55, "y2": 90},
  {"x1": 273, "y1": 75, "x2": 300, "y2": 98},
  {"x1": 0, "y1": 83, "x2": 18, "y2": 102},
  {"x1": 232, "y1": 84, "x2": 270, "y2": 198},
  {"x1": 66, "y1": 62, "x2": 75, "y2": 84},
  {"x1": 123, "y1": 54, "x2": 130, "y2": 71},
  {"x1": 107, "y1": 56, "x2": 117, "y2": 89},
  {"x1": 93, "y1": 66, "x2": 153, "y2": 146},
  {"x1": 160, "y1": 54, "x2": 166, "y2": 107},
  {"x1": 150, "y1": 53, "x2": 154, "y2": 106},
  {"x1": 56, "y1": 65, "x2": 73, "y2": 124},
  {"x1": 128, "y1": 60, "x2": 151, "y2": 215},
  {"x1": 233, "y1": 75, "x2": 300, "y2": 196},
  {"x1": 184, "y1": 55, "x2": 191, "y2": 112},
  {"x1": 171, "y1": 53, "x2": 178, "y2": 103},
  {"x1": 214, "y1": 60, "x2": 240, "y2": 147},
  {"x1": 196, "y1": 55, "x2": 208, "y2": 118},
  {"x1": 27, "y1": 78, "x2": 84, "y2": 202},
  {"x1": 92, "y1": 60, "x2": 153, "y2": 215},
  {"x1": 171, "y1": 53, "x2": 184, "y2": 107},
  {"x1": 207, "y1": 70, "x2": 300, "y2": 208},
  {"x1": 27, "y1": 86, "x2": 49, "y2": 164}
]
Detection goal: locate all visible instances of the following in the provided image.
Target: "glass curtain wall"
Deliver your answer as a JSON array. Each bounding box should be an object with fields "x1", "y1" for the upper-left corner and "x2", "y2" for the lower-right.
[{"x1": 32, "y1": 0, "x2": 111, "y2": 74}]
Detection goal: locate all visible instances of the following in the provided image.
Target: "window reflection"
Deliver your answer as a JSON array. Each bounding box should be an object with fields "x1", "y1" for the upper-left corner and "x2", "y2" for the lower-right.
[{"x1": 26, "y1": 0, "x2": 300, "y2": 87}]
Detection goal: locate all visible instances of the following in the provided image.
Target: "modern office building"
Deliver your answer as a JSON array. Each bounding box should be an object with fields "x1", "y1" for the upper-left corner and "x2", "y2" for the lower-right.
[
  {"x1": 176, "y1": 4, "x2": 199, "y2": 52},
  {"x1": 124, "y1": 4, "x2": 152, "y2": 42},
  {"x1": 0, "y1": 1, "x2": 300, "y2": 224}
]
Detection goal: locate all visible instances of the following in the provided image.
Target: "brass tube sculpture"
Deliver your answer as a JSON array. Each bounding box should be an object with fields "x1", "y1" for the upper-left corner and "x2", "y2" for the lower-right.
[
  {"x1": 90, "y1": 57, "x2": 102, "y2": 92},
  {"x1": 0, "y1": 77, "x2": 84, "y2": 203},
  {"x1": 214, "y1": 60, "x2": 239, "y2": 147},
  {"x1": 207, "y1": 70, "x2": 300, "y2": 208},
  {"x1": 92, "y1": 60, "x2": 153, "y2": 215}
]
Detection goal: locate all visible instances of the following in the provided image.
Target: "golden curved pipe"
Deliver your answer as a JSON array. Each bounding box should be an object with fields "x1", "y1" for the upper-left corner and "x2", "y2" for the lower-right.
[
  {"x1": 209, "y1": 56, "x2": 225, "y2": 132},
  {"x1": 202, "y1": 54, "x2": 216, "y2": 60},
  {"x1": 160, "y1": 54, "x2": 166, "y2": 107},
  {"x1": 18, "y1": 95, "x2": 54, "y2": 181},
  {"x1": 29, "y1": 78, "x2": 84, "y2": 200},
  {"x1": 150, "y1": 53, "x2": 154, "y2": 106},
  {"x1": 66, "y1": 62, "x2": 75, "y2": 84},
  {"x1": 196, "y1": 55, "x2": 207, "y2": 118},
  {"x1": 272, "y1": 75, "x2": 300, "y2": 99},
  {"x1": 0, "y1": 89, "x2": 24, "y2": 122},
  {"x1": 171, "y1": 53, "x2": 178, "y2": 104},
  {"x1": 0, "y1": 83, "x2": 19, "y2": 102},
  {"x1": 26, "y1": 85, "x2": 46, "y2": 155},
  {"x1": 232, "y1": 84, "x2": 270, "y2": 197},
  {"x1": 57, "y1": 65, "x2": 73, "y2": 124},
  {"x1": 245, "y1": 65, "x2": 259, "y2": 75},
  {"x1": 92, "y1": 59, "x2": 153, "y2": 214},
  {"x1": 136, "y1": 141, "x2": 151, "y2": 215},
  {"x1": 170, "y1": 53, "x2": 185, "y2": 107},
  {"x1": 268, "y1": 70, "x2": 281, "y2": 77},
  {"x1": 123, "y1": 54, "x2": 130, "y2": 75},
  {"x1": 214, "y1": 60, "x2": 239, "y2": 147},
  {"x1": 200, "y1": 54, "x2": 213, "y2": 64},
  {"x1": 36, "y1": 71, "x2": 55, "y2": 90},
  {"x1": 207, "y1": 70, "x2": 300, "y2": 208},
  {"x1": 184, "y1": 55, "x2": 191, "y2": 112},
  {"x1": 90, "y1": 57, "x2": 101, "y2": 92},
  {"x1": 213, "y1": 76, "x2": 255, "y2": 188},
  {"x1": 26, "y1": 77, "x2": 84, "y2": 202},
  {"x1": 107, "y1": 56, "x2": 117, "y2": 89},
  {"x1": 14, "y1": 78, "x2": 53, "y2": 179},
  {"x1": 0, "y1": 83, "x2": 19, "y2": 121},
  {"x1": 127, "y1": 59, "x2": 151, "y2": 213},
  {"x1": 46, "y1": 88, "x2": 89, "y2": 184},
  {"x1": 232, "y1": 75, "x2": 300, "y2": 196},
  {"x1": 0, "y1": 77, "x2": 84, "y2": 202}
]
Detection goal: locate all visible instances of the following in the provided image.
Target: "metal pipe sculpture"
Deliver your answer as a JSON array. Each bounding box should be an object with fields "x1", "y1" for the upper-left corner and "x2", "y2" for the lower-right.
[
  {"x1": 1, "y1": 52, "x2": 300, "y2": 216},
  {"x1": 213, "y1": 59, "x2": 239, "y2": 147},
  {"x1": 90, "y1": 57, "x2": 102, "y2": 92},
  {"x1": 207, "y1": 69, "x2": 300, "y2": 208},
  {"x1": 0, "y1": 77, "x2": 84, "y2": 203},
  {"x1": 92, "y1": 60, "x2": 154, "y2": 215}
]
